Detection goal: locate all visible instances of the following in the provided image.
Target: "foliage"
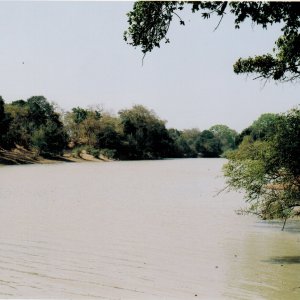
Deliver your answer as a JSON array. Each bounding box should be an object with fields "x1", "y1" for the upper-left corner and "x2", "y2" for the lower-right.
[
  {"x1": 236, "y1": 113, "x2": 280, "y2": 145},
  {"x1": 0, "y1": 96, "x2": 5, "y2": 123},
  {"x1": 195, "y1": 130, "x2": 221, "y2": 157},
  {"x1": 0, "y1": 96, "x2": 11, "y2": 147},
  {"x1": 167, "y1": 128, "x2": 197, "y2": 158},
  {"x1": 72, "y1": 107, "x2": 89, "y2": 124},
  {"x1": 272, "y1": 108, "x2": 300, "y2": 179},
  {"x1": 65, "y1": 107, "x2": 104, "y2": 147},
  {"x1": 209, "y1": 124, "x2": 238, "y2": 154},
  {"x1": 100, "y1": 148, "x2": 117, "y2": 160},
  {"x1": 168, "y1": 127, "x2": 229, "y2": 158},
  {"x1": 71, "y1": 145, "x2": 86, "y2": 158},
  {"x1": 124, "y1": 1, "x2": 300, "y2": 82},
  {"x1": 180, "y1": 128, "x2": 201, "y2": 156},
  {"x1": 2, "y1": 96, "x2": 67, "y2": 156},
  {"x1": 118, "y1": 105, "x2": 174, "y2": 159},
  {"x1": 26, "y1": 96, "x2": 56, "y2": 128},
  {"x1": 0, "y1": 96, "x2": 238, "y2": 161},
  {"x1": 124, "y1": 2, "x2": 185, "y2": 54},
  {"x1": 4, "y1": 101, "x2": 31, "y2": 148},
  {"x1": 224, "y1": 108, "x2": 300, "y2": 221},
  {"x1": 65, "y1": 108, "x2": 122, "y2": 156},
  {"x1": 31, "y1": 119, "x2": 68, "y2": 156},
  {"x1": 86, "y1": 146, "x2": 100, "y2": 158},
  {"x1": 95, "y1": 113, "x2": 122, "y2": 151}
]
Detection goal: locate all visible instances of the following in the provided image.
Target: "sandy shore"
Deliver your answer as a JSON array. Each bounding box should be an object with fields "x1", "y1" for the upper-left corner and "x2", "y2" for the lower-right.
[{"x1": 0, "y1": 146, "x2": 111, "y2": 165}]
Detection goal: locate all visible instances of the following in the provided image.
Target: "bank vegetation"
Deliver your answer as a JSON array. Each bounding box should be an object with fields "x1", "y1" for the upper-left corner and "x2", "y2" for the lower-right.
[{"x1": 0, "y1": 95, "x2": 238, "y2": 164}]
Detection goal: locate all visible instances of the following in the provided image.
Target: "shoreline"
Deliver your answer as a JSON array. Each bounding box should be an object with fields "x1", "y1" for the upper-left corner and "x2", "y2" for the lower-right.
[
  {"x1": 0, "y1": 146, "x2": 111, "y2": 166},
  {"x1": 0, "y1": 147, "x2": 222, "y2": 166}
]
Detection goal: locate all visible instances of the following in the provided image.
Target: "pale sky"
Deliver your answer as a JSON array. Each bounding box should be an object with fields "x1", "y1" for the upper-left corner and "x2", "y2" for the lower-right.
[{"x1": 0, "y1": 1, "x2": 299, "y2": 132}]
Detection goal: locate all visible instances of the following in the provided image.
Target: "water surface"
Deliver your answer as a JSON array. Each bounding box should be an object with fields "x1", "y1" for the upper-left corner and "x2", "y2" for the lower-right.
[{"x1": 0, "y1": 159, "x2": 299, "y2": 299}]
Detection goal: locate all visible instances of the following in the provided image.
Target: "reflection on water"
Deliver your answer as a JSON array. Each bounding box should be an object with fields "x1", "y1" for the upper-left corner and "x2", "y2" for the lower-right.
[
  {"x1": 266, "y1": 256, "x2": 300, "y2": 264},
  {"x1": 0, "y1": 159, "x2": 299, "y2": 299}
]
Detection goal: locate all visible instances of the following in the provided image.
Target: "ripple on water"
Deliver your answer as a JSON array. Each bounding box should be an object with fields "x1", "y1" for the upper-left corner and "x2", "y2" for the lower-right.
[{"x1": 0, "y1": 159, "x2": 299, "y2": 299}]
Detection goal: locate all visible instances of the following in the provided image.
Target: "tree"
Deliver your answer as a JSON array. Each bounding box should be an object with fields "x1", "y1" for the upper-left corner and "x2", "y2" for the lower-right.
[
  {"x1": 250, "y1": 113, "x2": 281, "y2": 140},
  {"x1": 65, "y1": 107, "x2": 103, "y2": 147},
  {"x1": 72, "y1": 107, "x2": 89, "y2": 124},
  {"x1": 181, "y1": 128, "x2": 202, "y2": 155},
  {"x1": 273, "y1": 108, "x2": 300, "y2": 179},
  {"x1": 27, "y1": 96, "x2": 57, "y2": 128},
  {"x1": 4, "y1": 100, "x2": 31, "y2": 148},
  {"x1": 64, "y1": 107, "x2": 122, "y2": 158},
  {"x1": 124, "y1": 2, "x2": 300, "y2": 82},
  {"x1": 167, "y1": 128, "x2": 198, "y2": 158},
  {"x1": 118, "y1": 105, "x2": 173, "y2": 159},
  {"x1": 235, "y1": 113, "x2": 280, "y2": 145},
  {"x1": 31, "y1": 116, "x2": 68, "y2": 156},
  {"x1": 223, "y1": 108, "x2": 300, "y2": 224},
  {"x1": 0, "y1": 96, "x2": 10, "y2": 147},
  {"x1": 0, "y1": 96, "x2": 5, "y2": 122},
  {"x1": 195, "y1": 129, "x2": 221, "y2": 157},
  {"x1": 209, "y1": 124, "x2": 238, "y2": 154},
  {"x1": 4, "y1": 96, "x2": 68, "y2": 155}
]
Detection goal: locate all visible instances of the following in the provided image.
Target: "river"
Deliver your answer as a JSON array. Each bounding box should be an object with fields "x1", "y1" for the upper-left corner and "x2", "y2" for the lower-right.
[{"x1": 0, "y1": 158, "x2": 299, "y2": 299}]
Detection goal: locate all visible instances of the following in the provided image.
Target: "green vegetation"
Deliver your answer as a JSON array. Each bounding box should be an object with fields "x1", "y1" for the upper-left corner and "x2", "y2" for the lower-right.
[
  {"x1": 0, "y1": 95, "x2": 237, "y2": 161},
  {"x1": 124, "y1": 1, "x2": 300, "y2": 224},
  {"x1": 124, "y1": 2, "x2": 300, "y2": 82},
  {"x1": 118, "y1": 105, "x2": 173, "y2": 159},
  {"x1": 3, "y1": 96, "x2": 67, "y2": 156},
  {"x1": 1, "y1": 97, "x2": 298, "y2": 225},
  {"x1": 2, "y1": 95, "x2": 298, "y2": 227},
  {"x1": 224, "y1": 108, "x2": 300, "y2": 224}
]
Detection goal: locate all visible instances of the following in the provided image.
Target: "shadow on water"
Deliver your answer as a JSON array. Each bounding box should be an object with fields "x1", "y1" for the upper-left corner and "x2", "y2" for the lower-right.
[
  {"x1": 264, "y1": 256, "x2": 300, "y2": 264},
  {"x1": 254, "y1": 219, "x2": 300, "y2": 234}
]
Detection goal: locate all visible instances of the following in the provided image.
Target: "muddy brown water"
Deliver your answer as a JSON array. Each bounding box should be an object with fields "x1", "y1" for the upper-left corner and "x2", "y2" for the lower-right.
[{"x1": 0, "y1": 159, "x2": 299, "y2": 299}]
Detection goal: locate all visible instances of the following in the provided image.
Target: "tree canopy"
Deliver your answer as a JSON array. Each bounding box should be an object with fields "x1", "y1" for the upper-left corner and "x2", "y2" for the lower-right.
[
  {"x1": 235, "y1": 113, "x2": 280, "y2": 145},
  {"x1": 196, "y1": 129, "x2": 222, "y2": 157},
  {"x1": 209, "y1": 124, "x2": 238, "y2": 153},
  {"x1": 0, "y1": 96, "x2": 238, "y2": 161},
  {"x1": 223, "y1": 108, "x2": 300, "y2": 223},
  {"x1": 3, "y1": 96, "x2": 67, "y2": 156},
  {"x1": 124, "y1": 1, "x2": 300, "y2": 82},
  {"x1": 118, "y1": 105, "x2": 174, "y2": 159}
]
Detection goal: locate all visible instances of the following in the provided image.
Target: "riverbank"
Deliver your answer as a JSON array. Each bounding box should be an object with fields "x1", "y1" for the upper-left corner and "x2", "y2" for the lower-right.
[{"x1": 0, "y1": 146, "x2": 111, "y2": 165}]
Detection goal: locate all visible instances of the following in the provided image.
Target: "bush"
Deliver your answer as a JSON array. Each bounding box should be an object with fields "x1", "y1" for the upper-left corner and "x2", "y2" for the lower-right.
[
  {"x1": 100, "y1": 148, "x2": 116, "y2": 159},
  {"x1": 87, "y1": 147, "x2": 100, "y2": 158}
]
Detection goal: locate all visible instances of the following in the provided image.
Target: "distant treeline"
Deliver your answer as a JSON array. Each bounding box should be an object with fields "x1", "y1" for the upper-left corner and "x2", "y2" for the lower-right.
[{"x1": 0, "y1": 95, "x2": 239, "y2": 160}]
